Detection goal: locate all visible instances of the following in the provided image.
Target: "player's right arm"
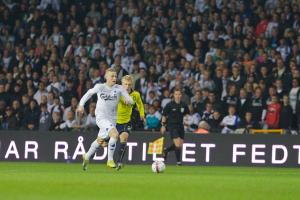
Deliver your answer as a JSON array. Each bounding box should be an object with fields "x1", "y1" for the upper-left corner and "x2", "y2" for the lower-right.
[
  {"x1": 77, "y1": 84, "x2": 102, "y2": 113},
  {"x1": 160, "y1": 115, "x2": 167, "y2": 134},
  {"x1": 119, "y1": 85, "x2": 134, "y2": 105}
]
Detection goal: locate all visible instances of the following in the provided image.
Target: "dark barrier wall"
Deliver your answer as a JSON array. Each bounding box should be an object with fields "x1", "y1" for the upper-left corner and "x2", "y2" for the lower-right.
[{"x1": 1, "y1": 131, "x2": 300, "y2": 167}]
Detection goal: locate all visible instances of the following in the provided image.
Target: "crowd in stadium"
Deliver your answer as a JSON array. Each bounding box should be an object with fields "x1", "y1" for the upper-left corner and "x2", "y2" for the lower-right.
[{"x1": 0, "y1": 0, "x2": 300, "y2": 133}]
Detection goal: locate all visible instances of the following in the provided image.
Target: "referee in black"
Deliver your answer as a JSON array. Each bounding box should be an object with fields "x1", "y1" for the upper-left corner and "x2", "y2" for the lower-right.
[{"x1": 161, "y1": 88, "x2": 189, "y2": 165}]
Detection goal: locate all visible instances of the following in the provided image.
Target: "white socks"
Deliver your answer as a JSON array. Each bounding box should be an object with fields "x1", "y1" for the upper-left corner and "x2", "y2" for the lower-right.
[
  {"x1": 85, "y1": 137, "x2": 117, "y2": 161},
  {"x1": 107, "y1": 137, "x2": 117, "y2": 161},
  {"x1": 86, "y1": 140, "x2": 99, "y2": 160}
]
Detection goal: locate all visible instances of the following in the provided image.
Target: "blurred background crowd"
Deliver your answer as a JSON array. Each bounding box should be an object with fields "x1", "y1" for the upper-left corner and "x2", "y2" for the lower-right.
[{"x1": 1, "y1": 0, "x2": 300, "y2": 133}]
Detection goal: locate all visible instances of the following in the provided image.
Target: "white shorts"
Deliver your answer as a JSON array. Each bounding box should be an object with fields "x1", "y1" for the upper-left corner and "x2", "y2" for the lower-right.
[{"x1": 96, "y1": 118, "x2": 116, "y2": 139}]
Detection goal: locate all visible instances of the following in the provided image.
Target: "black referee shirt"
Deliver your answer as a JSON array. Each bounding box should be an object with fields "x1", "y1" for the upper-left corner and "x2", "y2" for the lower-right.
[{"x1": 162, "y1": 101, "x2": 189, "y2": 127}]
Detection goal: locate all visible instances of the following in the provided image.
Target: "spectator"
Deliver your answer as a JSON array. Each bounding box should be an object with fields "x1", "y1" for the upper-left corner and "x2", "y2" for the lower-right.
[
  {"x1": 85, "y1": 102, "x2": 97, "y2": 130},
  {"x1": 61, "y1": 80, "x2": 76, "y2": 107},
  {"x1": 265, "y1": 95, "x2": 281, "y2": 129},
  {"x1": 191, "y1": 89, "x2": 205, "y2": 114},
  {"x1": 194, "y1": 121, "x2": 210, "y2": 134},
  {"x1": 290, "y1": 78, "x2": 300, "y2": 129},
  {"x1": 0, "y1": 0, "x2": 300, "y2": 132},
  {"x1": 266, "y1": 86, "x2": 278, "y2": 105},
  {"x1": 33, "y1": 82, "x2": 48, "y2": 105},
  {"x1": 221, "y1": 105, "x2": 240, "y2": 134},
  {"x1": 280, "y1": 95, "x2": 293, "y2": 130},
  {"x1": 63, "y1": 96, "x2": 78, "y2": 121},
  {"x1": 223, "y1": 84, "x2": 238, "y2": 113},
  {"x1": 47, "y1": 92, "x2": 55, "y2": 113},
  {"x1": 208, "y1": 110, "x2": 223, "y2": 133},
  {"x1": 0, "y1": 83, "x2": 10, "y2": 103},
  {"x1": 58, "y1": 111, "x2": 76, "y2": 131},
  {"x1": 229, "y1": 66, "x2": 245, "y2": 89},
  {"x1": 22, "y1": 100, "x2": 40, "y2": 130},
  {"x1": 50, "y1": 97, "x2": 64, "y2": 117},
  {"x1": 146, "y1": 90, "x2": 159, "y2": 105},
  {"x1": 200, "y1": 70, "x2": 215, "y2": 91},
  {"x1": 49, "y1": 111, "x2": 62, "y2": 131},
  {"x1": 73, "y1": 111, "x2": 87, "y2": 130},
  {"x1": 183, "y1": 104, "x2": 201, "y2": 132},
  {"x1": 111, "y1": 55, "x2": 129, "y2": 82},
  {"x1": 160, "y1": 89, "x2": 172, "y2": 109},
  {"x1": 238, "y1": 112, "x2": 260, "y2": 133},
  {"x1": 237, "y1": 88, "x2": 250, "y2": 119},
  {"x1": 134, "y1": 67, "x2": 148, "y2": 99},
  {"x1": 11, "y1": 100, "x2": 22, "y2": 127},
  {"x1": 11, "y1": 83, "x2": 22, "y2": 102},
  {"x1": 275, "y1": 79, "x2": 285, "y2": 102},
  {"x1": 2, "y1": 106, "x2": 18, "y2": 130},
  {"x1": 250, "y1": 87, "x2": 266, "y2": 127},
  {"x1": 207, "y1": 91, "x2": 223, "y2": 114},
  {"x1": 145, "y1": 105, "x2": 160, "y2": 130},
  {"x1": 0, "y1": 100, "x2": 6, "y2": 126},
  {"x1": 201, "y1": 102, "x2": 214, "y2": 122},
  {"x1": 39, "y1": 103, "x2": 52, "y2": 131}
]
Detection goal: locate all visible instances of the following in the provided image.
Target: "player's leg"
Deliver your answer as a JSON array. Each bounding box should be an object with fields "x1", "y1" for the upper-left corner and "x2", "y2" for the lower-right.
[
  {"x1": 82, "y1": 137, "x2": 109, "y2": 170},
  {"x1": 82, "y1": 118, "x2": 105, "y2": 170},
  {"x1": 174, "y1": 137, "x2": 184, "y2": 165},
  {"x1": 107, "y1": 127, "x2": 119, "y2": 168},
  {"x1": 162, "y1": 128, "x2": 177, "y2": 161},
  {"x1": 174, "y1": 128, "x2": 185, "y2": 165},
  {"x1": 116, "y1": 131, "x2": 129, "y2": 170},
  {"x1": 82, "y1": 138, "x2": 101, "y2": 171}
]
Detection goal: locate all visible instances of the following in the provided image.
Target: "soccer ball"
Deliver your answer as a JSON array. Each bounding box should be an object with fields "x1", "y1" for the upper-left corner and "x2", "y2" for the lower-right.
[{"x1": 151, "y1": 160, "x2": 166, "y2": 173}]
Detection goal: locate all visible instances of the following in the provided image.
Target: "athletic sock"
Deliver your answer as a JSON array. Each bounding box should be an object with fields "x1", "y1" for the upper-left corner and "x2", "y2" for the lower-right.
[
  {"x1": 107, "y1": 137, "x2": 117, "y2": 161},
  {"x1": 86, "y1": 140, "x2": 99, "y2": 160},
  {"x1": 175, "y1": 147, "x2": 182, "y2": 163},
  {"x1": 117, "y1": 142, "x2": 127, "y2": 163}
]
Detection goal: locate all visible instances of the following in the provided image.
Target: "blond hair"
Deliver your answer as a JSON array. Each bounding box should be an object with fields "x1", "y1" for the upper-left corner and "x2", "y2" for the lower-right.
[
  {"x1": 121, "y1": 75, "x2": 133, "y2": 83},
  {"x1": 105, "y1": 68, "x2": 117, "y2": 79},
  {"x1": 105, "y1": 68, "x2": 117, "y2": 74}
]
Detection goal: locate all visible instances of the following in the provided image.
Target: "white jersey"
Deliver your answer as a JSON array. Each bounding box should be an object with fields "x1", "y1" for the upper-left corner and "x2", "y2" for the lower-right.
[
  {"x1": 221, "y1": 115, "x2": 240, "y2": 127},
  {"x1": 79, "y1": 83, "x2": 133, "y2": 123}
]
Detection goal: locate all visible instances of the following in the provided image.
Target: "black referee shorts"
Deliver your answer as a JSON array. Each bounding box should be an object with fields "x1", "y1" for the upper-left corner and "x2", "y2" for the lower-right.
[{"x1": 168, "y1": 125, "x2": 185, "y2": 139}]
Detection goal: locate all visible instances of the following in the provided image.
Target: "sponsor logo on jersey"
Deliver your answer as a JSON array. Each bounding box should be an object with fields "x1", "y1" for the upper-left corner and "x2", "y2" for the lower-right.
[{"x1": 100, "y1": 93, "x2": 117, "y2": 101}]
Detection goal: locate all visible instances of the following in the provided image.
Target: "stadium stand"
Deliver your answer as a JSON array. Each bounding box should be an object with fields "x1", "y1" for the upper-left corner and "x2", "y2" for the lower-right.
[{"x1": 0, "y1": 0, "x2": 300, "y2": 133}]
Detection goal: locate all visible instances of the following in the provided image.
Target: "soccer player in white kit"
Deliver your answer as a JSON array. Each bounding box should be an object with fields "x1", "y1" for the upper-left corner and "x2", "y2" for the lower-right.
[{"x1": 77, "y1": 68, "x2": 134, "y2": 169}]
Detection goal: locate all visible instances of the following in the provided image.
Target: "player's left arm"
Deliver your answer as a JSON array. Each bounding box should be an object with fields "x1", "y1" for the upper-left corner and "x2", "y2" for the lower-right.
[{"x1": 135, "y1": 92, "x2": 145, "y2": 120}]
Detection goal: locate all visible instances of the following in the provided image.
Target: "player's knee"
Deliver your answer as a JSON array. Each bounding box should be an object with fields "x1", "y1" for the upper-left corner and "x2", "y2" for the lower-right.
[
  {"x1": 174, "y1": 139, "x2": 183, "y2": 148},
  {"x1": 179, "y1": 140, "x2": 184, "y2": 148},
  {"x1": 96, "y1": 137, "x2": 108, "y2": 147},
  {"x1": 120, "y1": 132, "x2": 129, "y2": 142},
  {"x1": 109, "y1": 128, "x2": 119, "y2": 139},
  {"x1": 175, "y1": 143, "x2": 181, "y2": 148}
]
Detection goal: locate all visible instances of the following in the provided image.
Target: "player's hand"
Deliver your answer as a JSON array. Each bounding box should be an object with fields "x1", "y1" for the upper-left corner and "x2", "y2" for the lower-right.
[
  {"x1": 160, "y1": 126, "x2": 166, "y2": 135},
  {"x1": 76, "y1": 105, "x2": 84, "y2": 114},
  {"x1": 141, "y1": 116, "x2": 146, "y2": 125}
]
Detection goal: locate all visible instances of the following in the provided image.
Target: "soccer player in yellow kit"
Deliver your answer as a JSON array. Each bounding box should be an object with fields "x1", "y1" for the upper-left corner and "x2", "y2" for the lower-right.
[{"x1": 116, "y1": 75, "x2": 145, "y2": 170}]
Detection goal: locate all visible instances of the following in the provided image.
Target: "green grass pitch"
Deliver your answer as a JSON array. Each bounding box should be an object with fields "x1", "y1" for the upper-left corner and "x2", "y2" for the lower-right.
[{"x1": 0, "y1": 162, "x2": 299, "y2": 200}]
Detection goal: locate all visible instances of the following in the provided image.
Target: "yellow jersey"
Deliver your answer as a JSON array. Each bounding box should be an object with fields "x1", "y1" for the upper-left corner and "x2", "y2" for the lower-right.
[{"x1": 117, "y1": 90, "x2": 145, "y2": 124}]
